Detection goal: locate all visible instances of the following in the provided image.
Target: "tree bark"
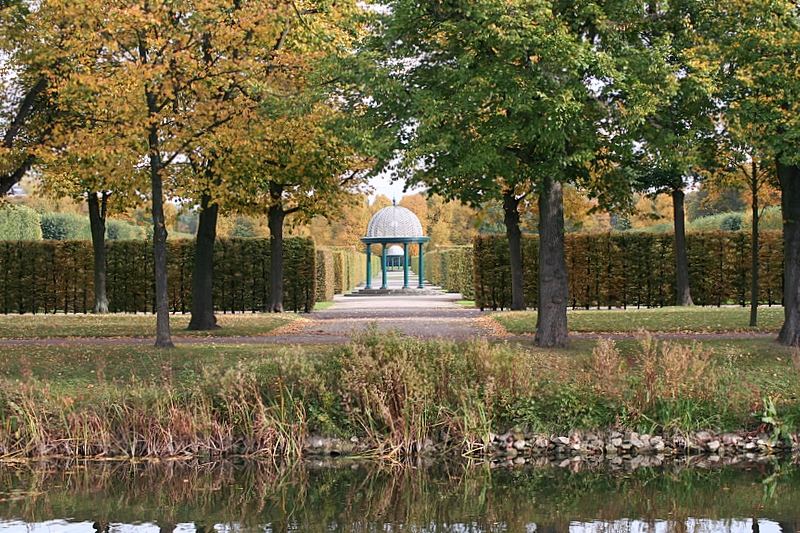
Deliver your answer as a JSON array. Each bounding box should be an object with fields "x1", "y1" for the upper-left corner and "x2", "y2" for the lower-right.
[
  {"x1": 87, "y1": 191, "x2": 109, "y2": 314},
  {"x1": 777, "y1": 161, "x2": 800, "y2": 346},
  {"x1": 750, "y1": 160, "x2": 759, "y2": 327},
  {"x1": 188, "y1": 192, "x2": 219, "y2": 330},
  {"x1": 672, "y1": 188, "x2": 694, "y2": 306},
  {"x1": 268, "y1": 201, "x2": 286, "y2": 313},
  {"x1": 535, "y1": 177, "x2": 569, "y2": 347},
  {"x1": 146, "y1": 93, "x2": 174, "y2": 348},
  {"x1": 503, "y1": 189, "x2": 525, "y2": 311}
]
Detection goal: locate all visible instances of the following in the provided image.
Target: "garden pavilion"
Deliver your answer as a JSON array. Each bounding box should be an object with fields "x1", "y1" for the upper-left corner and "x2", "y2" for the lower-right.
[{"x1": 361, "y1": 201, "x2": 430, "y2": 290}]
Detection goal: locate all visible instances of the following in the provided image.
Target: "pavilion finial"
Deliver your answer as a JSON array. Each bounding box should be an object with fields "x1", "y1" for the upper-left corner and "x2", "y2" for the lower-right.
[{"x1": 392, "y1": 197, "x2": 397, "y2": 206}]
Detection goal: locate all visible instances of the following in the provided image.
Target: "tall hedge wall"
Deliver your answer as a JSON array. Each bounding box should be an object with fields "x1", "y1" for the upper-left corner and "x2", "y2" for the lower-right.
[
  {"x1": 423, "y1": 246, "x2": 474, "y2": 299},
  {"x1": 0, "y1": 237, "x2": 316, "y2": 314},
  {"x1": 473, "y1": 231, "x2": 784, "y2": 310},
  {"x1": 315, "y1": 248, "x2": 336, "y2": 302},
  {"x1": 312, "y1": 246, "x2": 379, "y2": 300}
]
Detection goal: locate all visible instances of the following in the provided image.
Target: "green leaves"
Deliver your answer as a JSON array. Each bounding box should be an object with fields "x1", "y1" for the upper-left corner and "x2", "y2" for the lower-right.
[{"x1": 351, "y1": 0, "x2": 678, "y2": 211}]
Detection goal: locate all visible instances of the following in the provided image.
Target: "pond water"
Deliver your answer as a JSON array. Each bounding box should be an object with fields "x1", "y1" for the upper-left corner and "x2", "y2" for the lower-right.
[{"x1": 0, "y1": 458, "x2": 799, "y2": 532}]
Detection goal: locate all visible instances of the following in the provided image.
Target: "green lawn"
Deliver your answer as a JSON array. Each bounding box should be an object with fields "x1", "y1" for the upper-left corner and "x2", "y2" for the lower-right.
[
  {"x1": 0, "y1": 342, "x2": 329, "y2": 391},
  {"x1": 0, "y1": 313, "x2": 299, "y2": 339},
  {"x1": 314, "y1": 301, "x2": 336, "y2": 311},
  {"x1": 494, "y1": 306, "x2": 785, "y2": 334}
]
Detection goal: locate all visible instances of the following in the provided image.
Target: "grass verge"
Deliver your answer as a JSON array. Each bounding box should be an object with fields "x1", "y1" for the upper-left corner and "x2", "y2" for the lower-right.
[
  {"x1": 0, "y1": 333, "x2": 797, "y2": 459},
  {"x1": 313, "y1": 301, "x2": 335, "y2": 311},
  {"x1": 0, "y1": 313, "x2": 299, "y2": 339},
  {"x1": 494, "y1": 306, "x2": 785, "y2": 334}
]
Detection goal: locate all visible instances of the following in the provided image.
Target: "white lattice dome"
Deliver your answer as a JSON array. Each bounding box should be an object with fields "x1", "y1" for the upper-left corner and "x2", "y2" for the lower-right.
[
  {"x1": 365, "y1": 205, "x2": 424, "y2": 239},
  {"x1": 386, "y1": 245, "x2": 405, "y2": 256}
]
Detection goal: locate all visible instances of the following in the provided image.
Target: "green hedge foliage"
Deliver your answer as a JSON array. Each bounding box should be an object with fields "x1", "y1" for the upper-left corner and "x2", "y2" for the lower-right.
[
  {"x1": 424, "y1": 246, "x2": 474, "y2": 299},
  {"x1": 315, "y1": 248, "x2": 336, "y2": 302},
  {"x1": 331, "y1": 246, "x2": 374, "y2": 294},
  {"x1": 473, "y1": 231, "x2": 784, "y2": 310},
  {"x1": 0, "y1": 204, "x2": 42, "y2": 241},
  {"x1": 0, "y1": 237, "x2": 316, "y2": 314},
  {"x1": 40, "y1": 212, "x2": 91, "y2": 240}
]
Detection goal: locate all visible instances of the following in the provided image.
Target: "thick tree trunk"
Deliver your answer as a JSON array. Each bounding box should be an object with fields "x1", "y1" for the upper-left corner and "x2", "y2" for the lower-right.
[
  {"x1": 188, "y1": 193, "x2": 219, "y2": 330},
  {"x1": 777, "y1": 161, "x2": 800, "y2": 346},
  {"x1": 750, "y1": 161, "x2": 759, "y2": 327},
  {"x1": 672, "y1": 188, "x2": 693, "y2": 306},
  {"x1": 503, "y1": 189, "x2": 525, "y2": 311},
  {"x1": 535, "y1": 177, "x2": 568, "y2": 347},
  {"x1": 146, "y1": 109, "x2": 173, "y2": 348},
  {"x1": 87, "y1": 191, "x2": 109, "y2": 314},
  {"x1": 268, "y1": 203, "x2": 285, "y2": 313}
]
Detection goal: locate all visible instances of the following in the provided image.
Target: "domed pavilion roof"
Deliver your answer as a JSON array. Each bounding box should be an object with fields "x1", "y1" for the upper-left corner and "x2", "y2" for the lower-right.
[
  {"x1": 386, "y1": 245, "x2": 405, "y2": 256},
  {"x1": 365, "y1": 204, "x2": 424, "y2": 239}
]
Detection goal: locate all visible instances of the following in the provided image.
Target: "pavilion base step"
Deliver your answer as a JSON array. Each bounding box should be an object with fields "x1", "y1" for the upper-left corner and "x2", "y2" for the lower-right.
[{"x1": 344, "y1": 286, "x2": 446, "y2": 297}]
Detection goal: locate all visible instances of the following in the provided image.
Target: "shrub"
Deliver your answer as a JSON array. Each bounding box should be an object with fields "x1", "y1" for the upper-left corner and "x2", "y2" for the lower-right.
[
  {"x1": 106, "y1": 219, "x2": 146, "y2": 240},
  {"x1": 40, "y1": 212, "x2": 90, "y2": 240},
  {"x1": 0, "y1": 204, "x2": 42, "y2": 241},
  {"x1": 690, "y1": 212, "x2": 743, "y2": 232}
]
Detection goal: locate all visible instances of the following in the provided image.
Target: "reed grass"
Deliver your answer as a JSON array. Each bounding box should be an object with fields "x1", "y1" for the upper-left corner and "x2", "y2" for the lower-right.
[{"x1": 0, "y1": 332, "x2": 798, "y2": 459}]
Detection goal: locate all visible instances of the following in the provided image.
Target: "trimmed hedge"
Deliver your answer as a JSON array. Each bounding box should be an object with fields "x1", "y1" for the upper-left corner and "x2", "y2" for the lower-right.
[
  {"x1": 331, "y1": 246, "x2": 375, "y2": 294},
  {"x1": 424, "y1": 246, "x2": 474, "y2": 299},
  {"x1": 0, "y1": 237, "x2": 316, "y2": 314},
  {"x1": 315, "y1": 248, "x2": 336, "y2": 302},
  {"x1": 473, "y1": 231, "x2": 784, "y2": 310}
]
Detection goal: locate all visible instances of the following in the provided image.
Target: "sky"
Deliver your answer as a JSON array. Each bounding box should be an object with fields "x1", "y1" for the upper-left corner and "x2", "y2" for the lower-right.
[{"x1": 368, "y1": 175, "x2": 423, "y2": 203}]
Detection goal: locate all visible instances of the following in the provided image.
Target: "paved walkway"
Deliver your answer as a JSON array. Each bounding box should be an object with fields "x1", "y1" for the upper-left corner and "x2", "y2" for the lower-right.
[{"x1": 310, "y1": 282, "x2": 485, "y2": 341}]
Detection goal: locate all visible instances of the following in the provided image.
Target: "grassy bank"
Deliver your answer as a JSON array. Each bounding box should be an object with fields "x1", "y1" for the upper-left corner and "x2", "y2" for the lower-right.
[
  {"x1": 0, "y1": 333, "x2": 798, "y2": 459},
  {"x1": 0, "y1": 313, "x2": 299, "y2": 339},
  {"x1": 494, "y1": 306, "x2": 785, "y2": 334}
]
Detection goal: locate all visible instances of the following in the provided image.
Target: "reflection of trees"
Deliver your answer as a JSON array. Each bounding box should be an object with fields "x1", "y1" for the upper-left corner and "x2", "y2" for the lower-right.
[{"x1": 0, "y1": 460, "x2": 798, "y2": 530}]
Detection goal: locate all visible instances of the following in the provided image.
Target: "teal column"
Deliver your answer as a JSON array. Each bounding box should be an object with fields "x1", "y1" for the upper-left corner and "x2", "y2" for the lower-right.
[
  {"x1": 381, "y1": 243, "x2": 388, "y2": 289},
  {"x1": 417, "y1": 243, "x2": 424, "y2": 289},
  {"x1": 365, "y1": 244, "x2": 372, "y2": 289},
  {"x1": 403, "y1": 243, "x2": 409, "y2": 288}
]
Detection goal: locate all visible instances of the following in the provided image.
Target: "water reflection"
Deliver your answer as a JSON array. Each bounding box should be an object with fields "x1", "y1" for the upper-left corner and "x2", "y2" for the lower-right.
[{"x1": 0, "y1": 458, "x2": 798, "y2": 532}]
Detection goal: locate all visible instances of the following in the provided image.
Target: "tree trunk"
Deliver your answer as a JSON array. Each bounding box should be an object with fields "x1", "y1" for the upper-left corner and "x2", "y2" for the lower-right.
[
  {"x1": 268, "y1": 203, "x2": 285, "y2": 313},
  {"x1": 777, "y1": 161, "x2": 800, "y2": 346},
  {"x1": 146, "y1": 97, "x2": 174, "y2": 348},
  {"x1": 503, "y1": 189, "x2": 525, "y2": 311},
  {"x1": 750, "y1": 160, "x2": 759, "y2": 327},
  {"x1": 87, "y1": 191, "x2": 109, "y2": 314},
  {"x1": 672, "y1": 188, "x2": 694, "y2": 306},
  {"x1": 188, "y1": 192, "x2": 219, "y2": 330},
  {"x1": 535, "y1": 177, "x2": 568, "y2": 347}
]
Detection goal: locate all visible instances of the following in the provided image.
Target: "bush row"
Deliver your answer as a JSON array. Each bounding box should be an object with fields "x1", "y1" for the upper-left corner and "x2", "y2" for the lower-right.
[
  {"x1": 423, "y1": 246, "x2": 474, "y2": 299},
  {"x1": 1, "y1": 205, "x2": 146, "y2": 242},
  {"x1": 473, "y1": 231, "x2": 784, "y2": 310},
  {"x1": 0, "y1": 237, "x2": 316, "y2": 314}
]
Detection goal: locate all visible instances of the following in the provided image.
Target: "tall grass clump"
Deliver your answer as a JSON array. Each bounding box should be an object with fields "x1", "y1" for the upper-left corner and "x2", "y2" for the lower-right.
[{"x1": 334, "y1": 330, "x2": 533, "y2": 455}]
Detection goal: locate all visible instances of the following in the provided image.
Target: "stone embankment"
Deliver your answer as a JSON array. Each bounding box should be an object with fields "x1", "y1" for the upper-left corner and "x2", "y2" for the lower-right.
[{"x1": 303, "y1": 429, "x2": 800, "y2": 463}]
